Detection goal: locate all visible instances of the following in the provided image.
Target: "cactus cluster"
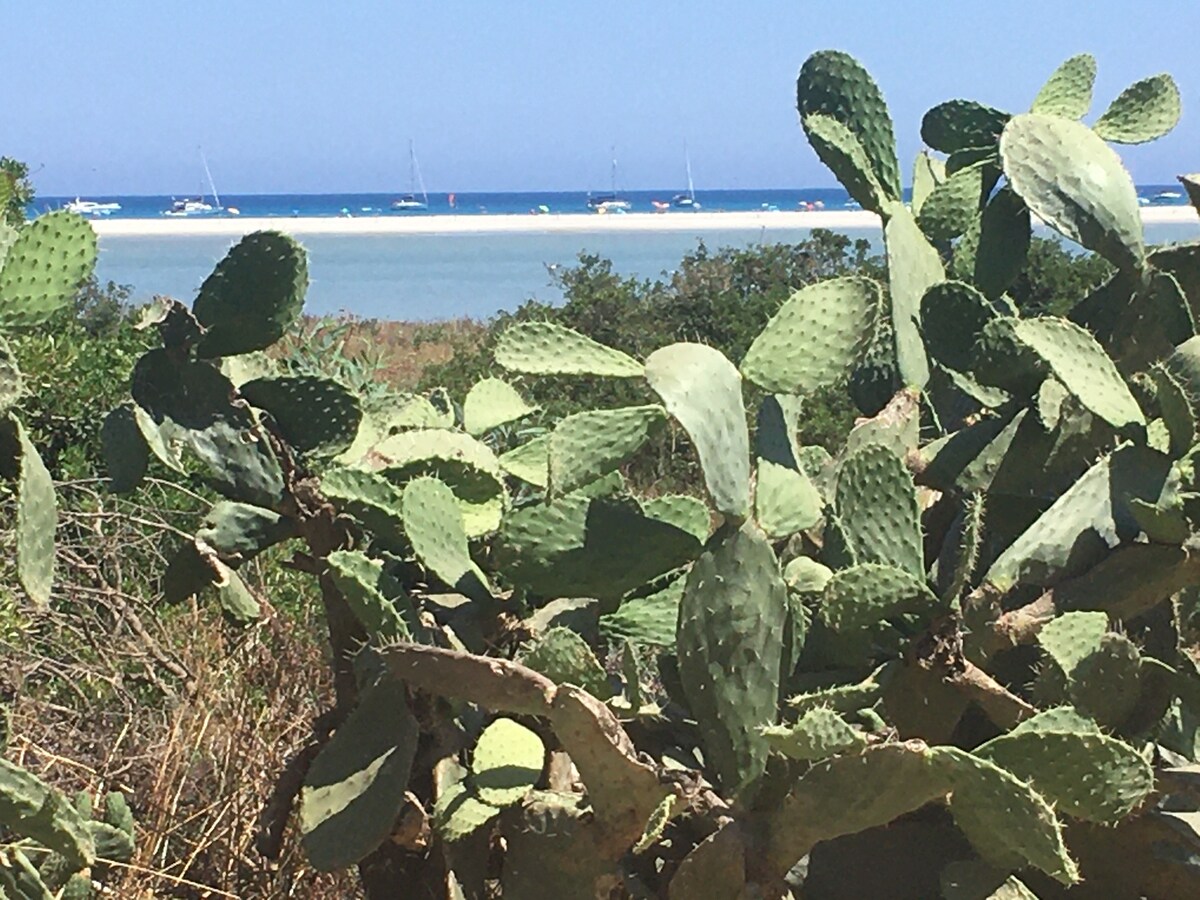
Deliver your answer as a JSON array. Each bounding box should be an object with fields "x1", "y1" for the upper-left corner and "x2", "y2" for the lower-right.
[{"x1": 62, "y1": 47, "x2": 1200, "y2": 900}]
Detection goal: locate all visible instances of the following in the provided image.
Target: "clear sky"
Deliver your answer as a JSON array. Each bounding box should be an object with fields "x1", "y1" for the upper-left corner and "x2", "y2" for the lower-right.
[{"x1": 12, "y1": 1, "x2": 1200, "y2": 195}]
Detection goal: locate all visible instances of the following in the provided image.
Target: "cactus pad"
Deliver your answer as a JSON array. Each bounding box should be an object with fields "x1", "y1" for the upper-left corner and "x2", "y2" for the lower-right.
[
  {"x1": 320, "y1": 466, "x2": 408, "y2": 550},
  {"x1": 741, "y1": 276, "x2": 881, "y2": 395},
  {"x1": 326, "y1": 549, "x2": 416, "y2": 640},
  {"x1": 240, "y1": 374, "x2": 363, "y2": 456},
  {"x1": 401, "y1": 476, "x2": 492, "y2": 601},
  {"x1": 801, "y1": 113, "x2": 890, "y2": 214},
  {"x1": 755, "y1": 460, "x2": 822, "y2": 540},
  {"x1": 820, "y1": 563, "x2": 939, "y2": 633},
  {"x1": 518, "y1": 627, "x2": 611, "y2": 700},
  {"x1": 3, "y1": 417, "x2": 58, "y2": 609},
  {"x1": 761, "y1": 707, "x2": 867, "y2": 761},
  {"x1": 598, "y1": 577, "x2": 684, "y2": 647},
  {"x1": 676, "y1": 522, "x2": 787, "y2": 795},
  {"x1": 1009, "y1": 317, "x2": 1144, "y2": 430},
  {"x1": 494, "y1": 321, "x2": 643, "y2": 377},
  {"x1": 462, "y1": 377, "x2": 537, "y2": 436},
  {"x1": 885, "y1": 206, "x2": 942, "y2": 389},
  {"x1": 917, "y1": 162, "x2": 989, "y2": 242},
  {"x1": 911, "y1": 150, "x2": 945, "y2": 215},
  {"x1": 0, "y1": 758, "x2": 95, "y2": 869},
  {"x1": 645, "y1": 343, "x2": 750, "y2": 518},
  {"x1": 300, "y1": 679, "x2": 419, "y2": 871},
  {"x1": 797, "y1": 50, "x2": 901, "y2": 202},
  {"x1": 1030, "y1": 53, "x2": 1097, "y2": 119},
  {"x1": 920, "y1": 281, "x2": 999, "y2": 373},
  {"x1": 974, "y1": 729, "x2": 1152, "y2": 823},
  {"x1": 471, "y1": 718, "x2": 545, "y2": 808},
  {"x1": 1093, "y1": 74, "x2": 1181, "y2": 144},
  {"x1": 835, "y1": 443, "x2": 923, "y2": 577},
  {"x1": 548, "y1": 404, "x2": 665, "y2": 496},
  {"x1": 1000, "y1": 113, "x2": 1144, "y2": 271},
  {"x1": 921, "y1": 99, "x2": 1010, "y2": 154},
  {"x1": 101, "y1": 402, "x2": 150, "y2": 494},
  {"x1": 0, "y1": 210, "x2": 97, "y2": 330},
  {"x1": 498, "y1": 433, "x2": 550, "y2": 487}
]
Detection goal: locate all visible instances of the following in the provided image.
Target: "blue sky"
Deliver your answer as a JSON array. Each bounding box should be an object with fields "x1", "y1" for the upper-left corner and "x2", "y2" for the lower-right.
[{"x1": 12, "y1": 2, "x2": 1200, "y2": 195}]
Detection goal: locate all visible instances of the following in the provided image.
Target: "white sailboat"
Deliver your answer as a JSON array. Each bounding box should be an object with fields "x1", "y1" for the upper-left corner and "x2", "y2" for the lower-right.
[
  {"x1": 391, "y1": 140, "x2": 429, "y2": 211},
  {"x1": 165, "y1": 150, "x2": 223, "y2": 216},
  {"x1": 672, "y1": 144, "x2": 700, "y2": 209},
  {"x1": 65, "y1": 198, "x2": 121, "y2": 216},
  {"x1": 587, "y1": 147, "x2": 632, "y2": 213}
]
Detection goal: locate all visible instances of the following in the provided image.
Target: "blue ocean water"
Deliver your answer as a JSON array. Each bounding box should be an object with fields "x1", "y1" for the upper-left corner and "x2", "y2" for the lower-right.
[{"x1": 35, "y1": 188, "x2": 1199, "y2": 322}]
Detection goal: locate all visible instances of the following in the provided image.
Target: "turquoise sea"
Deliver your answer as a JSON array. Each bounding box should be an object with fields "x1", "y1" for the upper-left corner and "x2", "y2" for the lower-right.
[{"x1": 38, "y1": 189, "x2": 1198, "y2": 322}]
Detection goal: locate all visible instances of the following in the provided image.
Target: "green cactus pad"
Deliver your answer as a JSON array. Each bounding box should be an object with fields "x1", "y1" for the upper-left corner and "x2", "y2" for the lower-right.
[
  {"x1": 1009, "y1": 317, "x2": 1144, "y2": 431},
  {"x1": 885, "y1": 206, "x2": 943, "y2": 389},
  {"x1": 797, "y1": 50, "x2": 901, "y2": 202},
  {"x1": 401, "y1": 476, "x2": 492, "y2": 601},
  {"x1": 102, "y1": 792, "x2": 134, "y2": 836},
  {"x1": 801, "y1": 113, "x2": 890, "y2": 214},
  {"x1": 192, "y1": 231, "x2": 308, "y2": 358},
  {"x1": 496, "y1": 492, "x2": 701, "y2": 600},
  {"x1": 917, "y1": 162, "x2": 989, "y2": 242},
  {"x1": 548, "y1": 404, "x2": 666, "y2": 496},
  {"x1": 215, "y1": 566, "x2": 261, "y2": 624},
  {"x1": 1001, "y1": 113, "x2": 1145, "y2": 271},
  {"x1": 758, "y1": 741, "x2": 951, "y2": 879},
  {"x1": 368, "y1": 428, "x2": 506, "y2": 537},
  {"x1": 195, "y1": 500, "x2": 295, "y2": 561},
  {"x1": 741, "y1": 276, "x2": 881, "y2": 395},
  {"x1": 240, "y1": 374, "x2": 363, "y2": 457},
  {"x1": 984, "y1": 445, "x2": 1172, "y2": 589},
  {"x1": 433, "y1": 766, "x2": 500, "y2": 843},
  {"x1": 494, "y1": 321, "x2": 643, "y2": 377},
  {"x1": 820, "y1": 564, "x2": 939, "y2": 633},
  {"x1": 0, "y1": 337, "x2": 22, "y2": 416},
  {"x1": 0, "y1": 758, "x2": 94, "y2": 868},
  {"x1": 101, "y1": 403, "x2": 150, "y2": 493},
  {"x1": 462, "y1": 377, "x2": 537, "y2": 436},
  {"x1": 0, "y1": 210, "x2": 97, "y2": 330},
  {"x1": 598, "y1": 576, "x2": 684, "y2": 647},
  {"x1": 518, "y1": 626, "x2": 611, "y2": 700},
  {"x1": 320, "y1": 466, "x2": 408, "y2": 550},
  {"x1": 498, "y1": 434, "x2": 549, "y2": 487},
  {"x1": 1030, "y1": 53, "x2": 1097, "y2": 119},
  {"x1": 1039, "y1": 611, "x2": 1108, "y2": 675},
  {"x1": 911, "y1": 151, "x2": 945, "y2": 216},
  {"x1": 2, "y1": 417, "x2": 58, "y2": 609},
  {"x1": 755, "y1": 460, "x2": 822, "y2": 540},
  {"x1": 1070, "y1": 633, "x2": 1144, "y2": 728},
  {"x1": 921, "y1": 100, "x2": 1010, "y2": 154},
  {"x1": 920, "y1": 282, "x2": 999, "y2": 373},
  {"x1": 642, "y1": 495, "x2": 710, "y2": 543},
  {"x1": 300, "y1": 679, "x2": 419, "y2": 871},
  {"x1": 1093, "y1": 73, "x2": 1182, "y2": 144},
  {"x1": 970, "y1": 186, "x2": 1032, "y2": 300},
  {"x1": 835, "y1": 443, "x2": 923, "y2": 577},
  {"x1": 761, "y1": 707, "x2": 867, "y2": 761},
  {"x1": 935, "y1": 746, "x2": 1077, "y2": 885},
  {"x1": 645, "y1": 343, "x2": 750, "y2": 518},
  {"x1": 326, "y1": 549, "x2": 417, "y2": 640},
  {"x1": 677, "y1": 522, "x2": 787, "y2": 795},
  {"x1": 974, "y1": 729, "x2": 1152, "y2": 823},
  {"x1": 471, "y1": 718, "x2": 545, "y2": 808}
]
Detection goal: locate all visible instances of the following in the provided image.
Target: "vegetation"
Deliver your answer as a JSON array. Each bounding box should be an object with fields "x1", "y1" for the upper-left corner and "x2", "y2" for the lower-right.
[{"x1": 4, "y1": 47, "x2": 1200, "y2": 900}]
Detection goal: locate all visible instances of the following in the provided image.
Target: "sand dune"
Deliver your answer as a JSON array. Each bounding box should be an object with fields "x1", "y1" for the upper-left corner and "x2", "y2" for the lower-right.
[{"x1": 89, "y1": 205, "x2": 1199, "y2": 238}]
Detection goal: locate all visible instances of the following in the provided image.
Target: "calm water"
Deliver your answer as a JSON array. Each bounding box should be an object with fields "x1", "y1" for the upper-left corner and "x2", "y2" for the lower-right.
[{"x1": 67, "y1": 186, "x2": 1198, "y2": 321}]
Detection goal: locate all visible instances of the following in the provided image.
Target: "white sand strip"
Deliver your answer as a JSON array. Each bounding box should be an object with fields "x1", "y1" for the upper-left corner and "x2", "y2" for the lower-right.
[{"x1": 88, "y1": 205, "x2": 1198, "y2": 239}]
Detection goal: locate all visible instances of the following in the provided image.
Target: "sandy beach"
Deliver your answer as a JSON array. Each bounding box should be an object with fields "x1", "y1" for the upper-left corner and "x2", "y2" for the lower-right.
[{"x1": 88, "y1": 205, "x2": 1200, "y2": 238}]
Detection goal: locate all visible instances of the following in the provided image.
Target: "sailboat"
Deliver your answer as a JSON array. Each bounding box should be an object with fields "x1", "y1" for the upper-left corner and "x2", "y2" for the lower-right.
[
  {"x1": 391, "y1": 140, "x2": 429, "y2": 211},
  {"x1": 165, "y1": 149, "x2": 222, "y2": 216},
  {"x1": 672, "y1": 145, "x2": 700, "y2": 209},
  {"x1": 587, "y1": 147, "x2": 632, "y2": 213}
]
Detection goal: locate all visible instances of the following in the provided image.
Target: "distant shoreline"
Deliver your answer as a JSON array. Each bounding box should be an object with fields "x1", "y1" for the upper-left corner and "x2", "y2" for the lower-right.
[{"x1": 89, "y1": 205, "x2": 1198, "y2": 238}]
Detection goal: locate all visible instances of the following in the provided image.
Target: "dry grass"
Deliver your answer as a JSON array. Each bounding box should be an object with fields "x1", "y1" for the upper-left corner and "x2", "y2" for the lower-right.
[
  {"x1": 2, "y1": 481, "x2": 362, "y2": 899},
  {"x1": 275, "y1": 314, "x2": 486, "y2": 390}
]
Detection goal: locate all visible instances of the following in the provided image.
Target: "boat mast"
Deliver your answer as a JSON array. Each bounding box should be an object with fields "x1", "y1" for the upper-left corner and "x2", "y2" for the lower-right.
[
  {"x1": 685, "y1": 142, "x2": 695, "y2": 201},
  {"x1": 200, "y1": 147, "x2": 221, "y2": 209},
  {"x1": 610, "y1": 146, "x2": 618, "y2": 195},
  {"x1": 408, "y1": 140, "x2": 429, "y2": 205}
]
